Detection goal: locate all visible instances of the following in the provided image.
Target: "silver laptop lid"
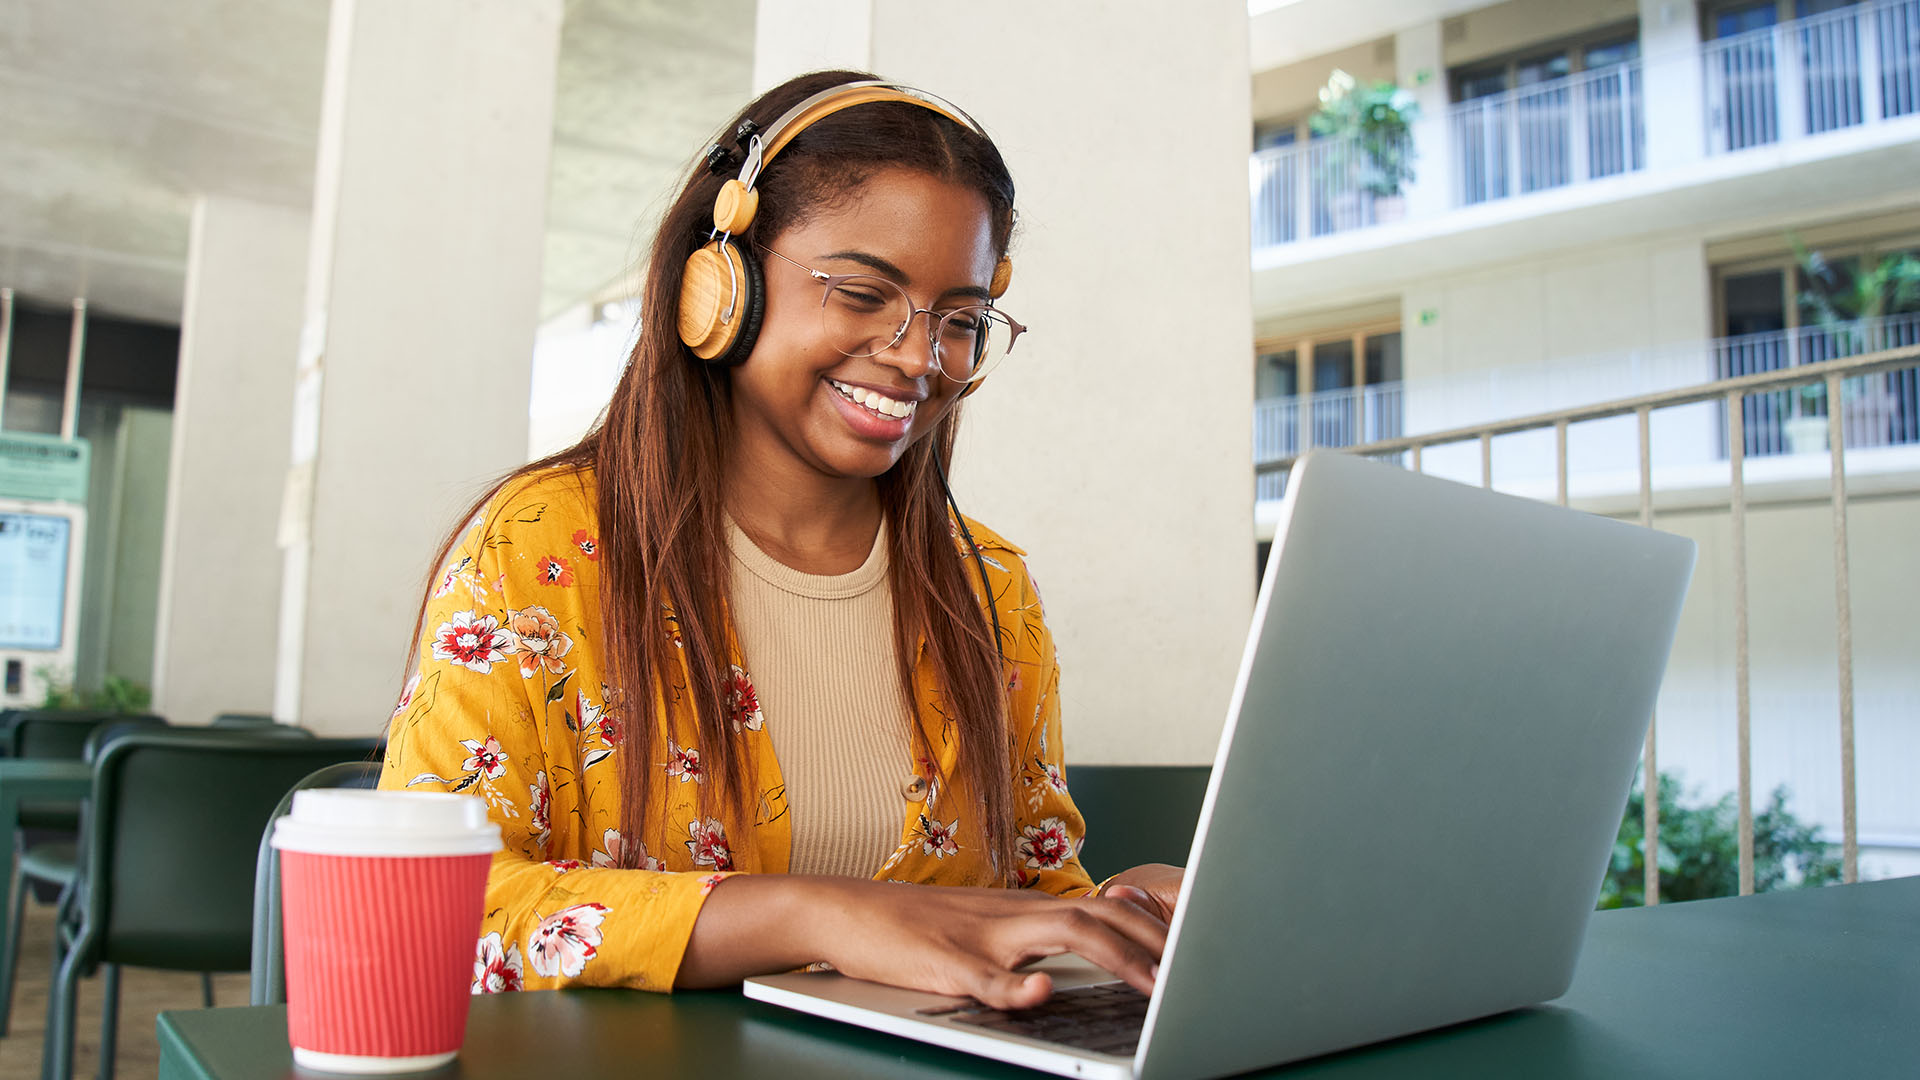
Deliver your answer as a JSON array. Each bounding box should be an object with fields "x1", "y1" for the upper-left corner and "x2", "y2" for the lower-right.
[{"x1": 1138, "y1": 451, "x2": 1695, "y2": 1080}]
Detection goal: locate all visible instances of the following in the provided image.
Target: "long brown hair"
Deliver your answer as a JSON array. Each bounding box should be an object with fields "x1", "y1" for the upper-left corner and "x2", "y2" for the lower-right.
[{"x1": 406, "y1": 71, "x2": 1020, "y2": 878}]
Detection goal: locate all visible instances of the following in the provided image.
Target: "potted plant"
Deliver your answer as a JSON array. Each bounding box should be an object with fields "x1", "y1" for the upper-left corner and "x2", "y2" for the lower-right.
[
  {"x1": 1310, "y1": 69, "x2": 1420, "y2": 225},
  {"x1": 1789, "y1": 236, "x2": 1920, "y2": 452}
]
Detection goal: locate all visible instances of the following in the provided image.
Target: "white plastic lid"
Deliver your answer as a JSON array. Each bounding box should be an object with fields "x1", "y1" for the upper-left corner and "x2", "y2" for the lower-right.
[{"x1": 271, "y1": 789, "x2": 502, "y2": 857}]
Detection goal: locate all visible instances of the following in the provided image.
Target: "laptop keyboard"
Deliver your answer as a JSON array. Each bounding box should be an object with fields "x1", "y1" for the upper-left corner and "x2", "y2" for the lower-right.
[{"x1": 921, "y1": 981, "x2": 1148, "y2": 1057}]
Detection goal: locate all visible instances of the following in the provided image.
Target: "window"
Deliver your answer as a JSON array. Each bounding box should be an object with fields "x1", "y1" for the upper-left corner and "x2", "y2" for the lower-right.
[
  {"x1": 1449, "y1": 23, "x2": 1645, "y2": 204},
  {"x1": 1253, "y1": 323, "x2": 1404, "y2": 498},
  {"x1": 1713, "y1": 234, "x2": 1920, "y2": 455}
]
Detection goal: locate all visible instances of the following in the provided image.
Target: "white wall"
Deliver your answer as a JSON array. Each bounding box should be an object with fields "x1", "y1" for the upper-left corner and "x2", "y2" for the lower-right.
[
  {"x1": 1401, "y1": 237, "x2": 1710, "y2": 383},
  {"x1": 277, "y1": 0, "x2": 561, "y2": 734},
  {"x1": 756, "y1": 2, "x2": 1258, "y2": 765},
  {"x1": 153, "y1": 196, "x2": 306, "y2": 727}
]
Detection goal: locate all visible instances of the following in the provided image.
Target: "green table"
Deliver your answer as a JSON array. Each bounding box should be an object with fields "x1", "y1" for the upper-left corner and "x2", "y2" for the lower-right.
[
  {"x1": 0, "y1": 758, "x2": 92, "y2": 1035},
  {"x1": 159, "y1": 876, "x2": 1920, "y2": 1079}
]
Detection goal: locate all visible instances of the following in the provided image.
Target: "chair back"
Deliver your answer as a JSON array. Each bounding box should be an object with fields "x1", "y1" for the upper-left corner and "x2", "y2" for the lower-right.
[
  {"x1": 1065, "y1": 764, "x2": 1212, "y2": 882},
  {"x1": 250, "y1": 760, "x2": 382, "y2": 1005},
  {"x1": 71, "y1": 731, "x2": 380, "y2": 975},
  {"x1": 13, "y1": 711, "x2": 165, "y2": 760},
  {"x1": 210, "y1": 713, "x2": 278, "y2": 728}
]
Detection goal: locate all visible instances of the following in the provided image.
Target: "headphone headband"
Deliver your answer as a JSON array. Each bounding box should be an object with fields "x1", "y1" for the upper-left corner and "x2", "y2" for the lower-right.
[{"x1": 736, "y1": 82, "x2": 986, "y2": 190}]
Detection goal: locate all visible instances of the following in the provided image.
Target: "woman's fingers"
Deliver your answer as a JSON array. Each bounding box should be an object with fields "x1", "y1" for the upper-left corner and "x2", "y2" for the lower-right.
[
  {"x1": 1076, "y1": 892, "x2": 1170, "y2": 955},
  {"x1": 969, "y1": 964, "x2": 1054, "y2": 1011},
  {"x1": 991, "y1": 904, "x2": 1162, "y2": 996}
]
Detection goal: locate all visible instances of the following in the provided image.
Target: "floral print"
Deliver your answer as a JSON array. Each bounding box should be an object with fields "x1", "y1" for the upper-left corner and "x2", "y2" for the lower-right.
[
  {"x1": 1040, "y1": 761, "x2": 1068, "y2": 792},
  {"x1": 527, "y1": 903, "x2": 610, "y2": 979},
  {"x1": 473, "y1": 932, "x2": 524, "y2": 993},
  {"x1": 529, "y1": 771, "x2": 552, "y2": 850},
  {"x1": 433, "y1": 610, "x2": 512, "y2": 674},
  {"x1": 685, "y1": 817, "x2": 733, "y2": 870},
  {"x1": 1018, "y1": 817, "x2": 1076, "y2": 870},
  {"x1": 593, "y1": 828, "x2": 664, "y2": 871},
  {"x1": 665, "y1": 739, "x2": 703, "y2": 784},
  {"x1": 725, "y1": 665, "x2": 765, "y2": 733},
  {"x1": 506, "y1": 606, "x2": 572, "y2": 678},
  {"x1": 460, "y1": 737, "x2": 507, "y2": 779},
  {"x1": 382, "y1": 469, "x2": 1092, "y2": 994},
  {"x1": 917, "y1": 815, "x2": 960, "y2": 858}
]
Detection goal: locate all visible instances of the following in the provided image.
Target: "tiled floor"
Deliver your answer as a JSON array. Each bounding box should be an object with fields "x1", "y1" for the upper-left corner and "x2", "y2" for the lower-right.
[{"x1": 0, "y1": 898, "x2": 248, "y2": 1080}]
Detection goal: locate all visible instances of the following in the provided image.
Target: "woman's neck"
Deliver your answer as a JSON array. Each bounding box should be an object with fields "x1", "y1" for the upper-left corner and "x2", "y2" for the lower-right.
[{"x1": 724, "y1": 454, "x2": 882, "y2": 576}]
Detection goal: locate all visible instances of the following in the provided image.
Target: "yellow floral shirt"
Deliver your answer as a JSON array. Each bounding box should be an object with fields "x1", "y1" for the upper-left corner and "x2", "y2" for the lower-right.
[{"x1": 380, "y1": 467, "x2": 1096, "y2": 993}]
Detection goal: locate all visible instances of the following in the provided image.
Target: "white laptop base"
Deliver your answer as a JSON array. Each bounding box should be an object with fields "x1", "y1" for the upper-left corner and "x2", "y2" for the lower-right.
[
  {"x1": 749, "y1": 954, "x2": 1134, "y2": 1080},
  {"x1": 745, "y1": 452, "x2": 1696, "y2": 1080}
]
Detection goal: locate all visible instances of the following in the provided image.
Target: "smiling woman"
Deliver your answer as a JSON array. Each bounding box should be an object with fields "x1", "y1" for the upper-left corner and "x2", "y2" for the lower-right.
[{"x1": 379, "y1": 71, "x2": 1180, "y2": 1011}]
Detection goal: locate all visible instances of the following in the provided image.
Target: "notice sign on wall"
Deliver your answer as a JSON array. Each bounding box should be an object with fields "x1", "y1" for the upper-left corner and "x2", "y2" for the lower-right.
[
  {"x1": 0, "y1": 433, "x2": 90, "y2": 504},
  {"x1": 0, "y1": 511, "x2": 72, "y2": 651}
]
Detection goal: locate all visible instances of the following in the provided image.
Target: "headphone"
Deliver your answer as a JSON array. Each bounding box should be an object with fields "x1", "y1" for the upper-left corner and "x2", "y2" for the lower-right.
[{"x1": 676, "y1": 80, "x2": 1015, "y2": 399}]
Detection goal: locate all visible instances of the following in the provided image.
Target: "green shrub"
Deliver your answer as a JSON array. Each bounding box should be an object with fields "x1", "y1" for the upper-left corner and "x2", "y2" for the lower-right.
[
  {"x1": 1601, "y1": 771, "x2": 1843, "y2": 908},
  {"x1": 34, "y1": 668, "x2": 152, "y2": 713}
]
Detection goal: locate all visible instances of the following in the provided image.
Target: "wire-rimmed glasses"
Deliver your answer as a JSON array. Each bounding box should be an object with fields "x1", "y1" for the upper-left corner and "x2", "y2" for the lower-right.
[{"x1": 758, "y1": 244, "x2": 1026, "y2": 384}]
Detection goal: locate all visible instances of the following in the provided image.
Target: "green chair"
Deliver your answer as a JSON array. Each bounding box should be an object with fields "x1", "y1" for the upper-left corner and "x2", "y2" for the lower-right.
[
  {"x1": 249, "y1": 760, "x2": 383, "y2": 1007},
  {"x1": 41, "y1": 730, "x2": 379, "y2": 1080},
  {"x1": 10, "y1": 711, "x2": 166, "y2": 763},
  {"x1": 209, "y1": 713, "x2": 279, "y2": 728},
  {"x1": 0, "y1": 713, "x2": 165, "y2": 1037},
  {"x1": 1064, "y1": 764, "x2": 1212, "y2": 882}
]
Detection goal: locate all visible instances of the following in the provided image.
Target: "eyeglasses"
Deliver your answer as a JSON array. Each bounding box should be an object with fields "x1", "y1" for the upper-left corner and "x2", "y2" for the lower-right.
[{"x1": 757, "y1": 244, "x2": 1027, "y2": 384}]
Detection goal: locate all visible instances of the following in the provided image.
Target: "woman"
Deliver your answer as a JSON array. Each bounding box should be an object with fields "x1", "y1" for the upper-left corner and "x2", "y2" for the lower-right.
[{"x1": 383, "y1": 70, "x2": 1181, "y2": 1010}]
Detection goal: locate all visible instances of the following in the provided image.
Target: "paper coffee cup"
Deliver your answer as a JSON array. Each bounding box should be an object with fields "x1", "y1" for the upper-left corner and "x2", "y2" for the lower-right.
[{"x1": 272, "y1": 789, "x2": 501, "y2": 1074}]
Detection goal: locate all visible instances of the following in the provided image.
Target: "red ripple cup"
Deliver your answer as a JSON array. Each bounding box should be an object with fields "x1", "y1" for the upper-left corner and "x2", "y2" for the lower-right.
[{"x1": 272, "y1": 790, "x2": 501, "y2": 1074}]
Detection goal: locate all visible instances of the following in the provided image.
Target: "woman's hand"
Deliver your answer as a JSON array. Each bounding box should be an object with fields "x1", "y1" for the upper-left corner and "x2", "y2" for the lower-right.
[
  {"x1": 679, "y1": 874, "x2": 1168, "y2": 1010},
  {"x1": 1099, "y1": 863, "x2": 1185, "y2": 924}
]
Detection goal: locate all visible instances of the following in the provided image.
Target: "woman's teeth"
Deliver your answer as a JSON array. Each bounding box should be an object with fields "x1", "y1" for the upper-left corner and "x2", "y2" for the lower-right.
[{"x1": 829, "y1": 379, "x2": 917, "y2": 420}]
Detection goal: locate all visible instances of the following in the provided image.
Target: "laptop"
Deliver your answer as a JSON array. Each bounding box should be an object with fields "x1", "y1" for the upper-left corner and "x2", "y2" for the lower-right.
[{"x1": 745, "y1": 450, "x2": 1697, "y2": 1080}]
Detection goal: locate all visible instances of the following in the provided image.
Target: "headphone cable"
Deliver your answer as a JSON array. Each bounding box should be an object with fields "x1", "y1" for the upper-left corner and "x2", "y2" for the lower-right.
[{"x1": 934, "y1": 447, "x2": 1006, "y2": 672}]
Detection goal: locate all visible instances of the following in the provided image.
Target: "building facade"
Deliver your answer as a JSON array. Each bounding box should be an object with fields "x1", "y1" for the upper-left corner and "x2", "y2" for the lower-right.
[{"x1": 1247, "y1": 0, "x2": 1920, "y2": 877}]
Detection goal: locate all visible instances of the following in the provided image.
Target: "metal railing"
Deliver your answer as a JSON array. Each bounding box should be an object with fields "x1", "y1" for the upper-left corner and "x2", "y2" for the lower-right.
[
  {"x1": 1717, "y1": 313, "x2": 1920, "y2": 456},
  {"x1": 1450, "y1": 60, "x2": 1645, "y2": 207},
  {"x1": 1256, "y1": 342, "x2": 1920, "y2": 900},
  {"x1": 1252, "y1": 316, "x2": 1920, "y2": 488},
  {"x1": 1254, "y1": 383, "x2": 1404, "y2": 499},
  {"x1": 1705, "y1": 0, "x2": 1920, "y2": 155},
  {"x1": 1250, "y1": 134, "x2": 1409, "y2": 247}
]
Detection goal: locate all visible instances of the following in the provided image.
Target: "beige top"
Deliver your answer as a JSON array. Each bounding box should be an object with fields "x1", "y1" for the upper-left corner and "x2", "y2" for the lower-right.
[{"x1": 725, "y1": 517, "x2": 916, "y2": 878}]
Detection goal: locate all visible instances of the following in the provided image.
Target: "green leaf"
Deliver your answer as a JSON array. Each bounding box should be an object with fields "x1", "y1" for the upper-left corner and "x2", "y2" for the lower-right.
[{"x1": 546, "y1": 671, "x2": 573, "y2": 704}]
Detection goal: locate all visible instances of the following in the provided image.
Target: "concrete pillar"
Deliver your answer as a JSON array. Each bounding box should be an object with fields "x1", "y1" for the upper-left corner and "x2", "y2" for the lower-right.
[
  {"x1": 1397, "y1": 22, "x2": 1452, "y2": 220},
  {"x1": 153, "y1": 197, "x2": 306, "y2": 727},
  {"x1": 754, "y1": 2, "x2": 1256, "y2": 765},
  {"x1": 276, "y1": 0, "x2": 561, "y2": 734},
  {"x1": 1640, "y1": 0, "x2": 1706, "y2": 169}
]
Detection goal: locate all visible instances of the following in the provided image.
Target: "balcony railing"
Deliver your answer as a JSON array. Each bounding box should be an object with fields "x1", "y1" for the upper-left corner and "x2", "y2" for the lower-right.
[
  {"x1": 1252, "y1": 316, "x2": 1920, "y2": 499},
  {"x1": 1706, "y1": 0, "x2": 1920, "y2": 155},
  {"x1": 1257, "y1": 341, "x2": 1920, "y2": 899},
  {"x1": 1250, "y1": 135, "x2": 1408, "y2": 247},
  {"x1": 1251, "y1": 0, "x2": 1920, "y2": 250},
  {"x1": 1450, "y1": 60, "x2": 1645, "y2": 207},
  {"x1": 1716, "y1": 313, "x2": 1920, "y2": 455}
]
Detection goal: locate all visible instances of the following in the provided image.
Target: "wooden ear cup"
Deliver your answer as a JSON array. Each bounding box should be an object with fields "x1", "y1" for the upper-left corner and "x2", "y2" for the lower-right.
[
  {"x1": 988, "y1": 256, "x2": 1013, "y2": 299},
  {"x1": 677, "y1": 241, "x2": 765, "y2": 363},
  {"x1": 713, "y1": 179, "x2": 759, "y2": 235}
]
